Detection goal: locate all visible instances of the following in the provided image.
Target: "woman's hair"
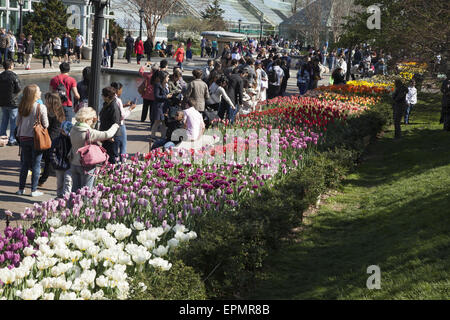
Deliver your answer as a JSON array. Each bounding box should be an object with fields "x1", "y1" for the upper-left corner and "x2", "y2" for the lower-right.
[
  {"x1": 75, "y1": 107, "x2": 97, "y2": 123},
  {"x1": 82, "y1": 67, "x2": 91, "y2": 86},
  {"x1": 102, "y1": 86, "x2": 117, "y2": 100},
  {"x1": 110, "y1": 82, "x2": 124, "y2": 93},
  {"x1": 192, "y1": 69, "x2": 203, "y2": 79},
  {"x1": 44, "y1": 92, "x2": 65, "y2": 123},
  {"x1": 19, "y1": 84, "x2": 39, "y2": 117}
]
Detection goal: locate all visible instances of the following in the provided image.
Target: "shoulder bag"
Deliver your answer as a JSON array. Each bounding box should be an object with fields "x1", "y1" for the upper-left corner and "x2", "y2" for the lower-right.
[{"x1": 33, "y1": 104, "x2": 52, "y2": 151}]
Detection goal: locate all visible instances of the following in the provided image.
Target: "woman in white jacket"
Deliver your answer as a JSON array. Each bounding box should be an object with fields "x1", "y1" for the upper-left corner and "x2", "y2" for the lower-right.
[
  {"x1": 404, "y1": 80, "x2": 417, "y2": 125},
  {"x1": 206, "y1": 75, "x2": 235, "y2": 112}
]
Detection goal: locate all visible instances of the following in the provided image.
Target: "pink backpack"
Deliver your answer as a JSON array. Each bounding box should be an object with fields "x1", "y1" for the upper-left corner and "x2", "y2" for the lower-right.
[{"x1": 77, "y1": 130, "x2": 109, "y2": 172}]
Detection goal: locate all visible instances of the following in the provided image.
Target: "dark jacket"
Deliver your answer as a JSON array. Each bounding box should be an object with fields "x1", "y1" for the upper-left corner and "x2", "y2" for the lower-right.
[
  {"x1": 226, "y1": 74, "x2": 244, "y2": 106},
  {"x1": 125, "y1": 36, "x2": 134, "y2": 50},
  {"x1": 24, "y1": 39, "x2": 35, "y2": 54},
  {"x1": 61, "y1": 37, "x2": 73, "y2": 50},
  {"x1": 110, "y1": 40, "x2": 118, "y2": 52},
  {"x1": 144, "y1": 40, "x2": 153, "y2": 55},
  {"x1": 164, "y1": 117, "x2": 184, "y2": 142},
  {"x1": 392, "y1": 85, "x2": 408, "y2": 108},
  {"x1": 0, "y1": 70, "x2": 21, "y2": 107},
  {"x1": 332, "y1": 70, "x2": 346, "y2": 85},
  {"x1": 48, "y1": 115, "x2": 62, "y2": 140},
  {"x1": 99, "y1": 99, "x2": 121, "y2": 136}
]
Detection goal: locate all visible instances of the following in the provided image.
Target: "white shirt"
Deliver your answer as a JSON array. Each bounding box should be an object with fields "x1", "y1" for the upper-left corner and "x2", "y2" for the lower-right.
[
  {"x1": 53, "y1": 38, "x2": 61, "y2": 50},
  {"x1": 207, "y1": 82, "x2": 234, "y2": 107},
  {"x1": 115, "y1": 96, "x2": 132, "y2": 125},
  {"x1": 406, "y1": 87, "x2": 417, "y2": 105},
  {"x1": 76, "y1": 35, "x2": 84, "y2": 47},
  {"x1": 232, "y1": 52, "x2": 241, "y2": 60},
  {"x1": 183, "y1": 107, "x2": 205, "y2": 141},
  {"x1": 270, "y1": 65, "x2": 284, "y2": 86}
]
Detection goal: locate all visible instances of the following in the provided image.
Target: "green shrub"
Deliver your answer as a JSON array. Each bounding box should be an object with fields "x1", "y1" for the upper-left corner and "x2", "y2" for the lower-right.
[{"x1": 128, "y1": 260, "x2": 207, "y2": 300}]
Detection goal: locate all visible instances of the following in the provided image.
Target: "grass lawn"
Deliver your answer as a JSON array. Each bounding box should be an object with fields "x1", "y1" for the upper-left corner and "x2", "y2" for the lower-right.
[{"x1": 247, "y1": 92, "x2": 450, "y2": 299}]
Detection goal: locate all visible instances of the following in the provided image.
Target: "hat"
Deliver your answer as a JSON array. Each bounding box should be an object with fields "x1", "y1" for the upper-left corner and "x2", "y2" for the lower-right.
[{"x1": 61, "y1": 121, "x2": 73, "y2": 136}]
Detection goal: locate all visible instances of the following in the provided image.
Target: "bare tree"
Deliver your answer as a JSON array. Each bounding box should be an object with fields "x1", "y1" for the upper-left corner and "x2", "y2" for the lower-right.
[
  {"x1": 121, "y1": 0, "x2": 184, "y2": 43},
  {"x1": 329, "y1": 0, "x2": 358, "y2": 44},
  {"x1": 294, "y1": 0, "x2": 325, "y2": 49}
]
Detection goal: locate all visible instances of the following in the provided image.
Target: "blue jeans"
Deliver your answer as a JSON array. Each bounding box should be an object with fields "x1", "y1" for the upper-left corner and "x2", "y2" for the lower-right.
[
  {"x1": 218, "y1": 102, "x2": 239, "y2": 124},
  {"x1": 0, "y1": 107, "x2": 18, "y2": 143},
  {"x1": 63, "y1": 106, "x2": 74, "y2": 123},
  {"x1": 18, "y1": 139, "x2": 43, "y2": 192},
  {"x1": 0, "y1": 48, "x2": 9, "y2": 64},
  {"x1": 298, "y1": 83, "x2": 308, "y2": 95},
  {"x1": 177, "y1": 62, "x2": 183, "y2": 69},
  {"x1": 405, "y1": 103, "x2": 414, "y2": 124},
  {"x1": 71, "y1": 165, "x2": 95, "y2": 193},
  {"x1": 151, "y1": 138, "x2": 176, "y2": 150},
  {"x1": 117, "y1": 124, "x2": 127, "y2": 162}
]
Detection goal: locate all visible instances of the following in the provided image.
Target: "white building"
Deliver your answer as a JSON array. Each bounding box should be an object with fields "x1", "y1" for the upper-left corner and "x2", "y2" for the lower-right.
[{"x1": 0, "y1": 0, "x2": 36, "y2": 32}]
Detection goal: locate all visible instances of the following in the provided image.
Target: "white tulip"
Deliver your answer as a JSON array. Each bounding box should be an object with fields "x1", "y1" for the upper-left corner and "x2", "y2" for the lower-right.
[
  {"x1": 48, "y1": 217, "x2": 62, "y2": 228},
  {"x1": 172, "y1": 224, "x2": 187, "y2": 233},
  {"x1": 167, "y1": 238, "x2": 179, "y2": 248},
  {"x1": 79, "y1": 259, "x2": 92, "y2": 270},
  {"x1": 80, "y1": 289, "x2": 92, "y2": 300},
  {"x1": 42, "y1": 292, "x2": 55, "y2": 300},
  {"x1": 86, "y1": 245, "x2": 100, "y2": 257},
  {"x1": 187, "y1": 231, "x2": 198, "y2": 240},
  {"x1": 26, "y1": 279, "x2": 36, "y2": 289},
  {"x1": 59, "y1": 291, "x2": 77, "y2": 300},
  {"x1": 23, "y1": 247, "x2": 36, "y2": 257},
  {"x1": 152, "y1": 245, "x2": 168, "y2": 257},
  {"x1": 35, "y1": 237, "x2": 49, "y2": 246},
  {"x1": 96, "y1": 275, "x2": 108, "y2": 288},
  {"x1": 133, "y1": 221, "x2": 145, "y2": 231},
  {"x1": 148, "y1": 257, "x2": 172, "y2": 271}
]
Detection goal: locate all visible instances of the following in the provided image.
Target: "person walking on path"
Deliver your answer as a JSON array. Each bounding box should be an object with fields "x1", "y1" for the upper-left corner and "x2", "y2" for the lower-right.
[
  {"x1": 144, "y1": 37, "x2": 153, "y2": 62},
  {"x1": 404, "y1": 80, "x2": 417, "y2": 125},
  {"x1": 17, "y1": 33, "x2": 25, "y2": 66},
  {"x1": 0, "y1": 60, "x2": 21, "y2": 146},
  {"x1": 53, "y1": 36, "x2": 62, "y2": 65},
  {"x1": 40, "y1": 38, "x2": 53, "y2": 69},
  {"x1": 223, "y1": 69, "x2": 246, "y2": 124},
  {"x1": 0, "y1": 28, "x2": 10, "y2": 65},
  {"x1": 74, "y1": 32, "x2": 85, "y2": 63},
  {"x1": 173, "y1": 42, "x2": 185, "y2": 70},
  {"x1": 186, "y1": 38, "x2": 193, "y2": 60},
  {"x1": 150, "y1": 70, "x2": 172, "y2": 140},
  {"x1": 99, "y1": 87, "x2": 122, "y2": 164},
  {"x1": 69, "y1": 107, "x2": 119, "y2": 192},
  {"x1": 135, "y1": 37, "x2": 144, "y2": 65},
  {"x1": 15, "y1": 84, "x2": 48, "y2": 197},
  {"x1": 110, "y1": 36, "x2": 118, "y2": 68},
  {"x1": 49, "y1": 62, "x2": 80, "y2": 122},
  {"x1": 7, "y1": 31, "x2": 17, "y2": 63},
  {"x1": 125, "y1": 33, "x2": 134, "y2": 64},
  {"x1": 200, "y1": 36, "x2": 206, "y2": 58},
  {"x1": 38, "y1": 93, "x2": 66, "y2": 187},
  {"x1": 392, "y1": 79, "x2": 408, "y2": 139},
  {"x1": 102, "y1": 37, "x2": 112, "y2": 67},
  {"x1": 24, "y1": 35, "x2": 35, "y2": 70}
]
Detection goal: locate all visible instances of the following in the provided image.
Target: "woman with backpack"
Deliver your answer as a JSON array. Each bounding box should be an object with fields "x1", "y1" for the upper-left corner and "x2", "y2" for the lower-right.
[
  {"x1": 38, "y1": 93, "x2": 65, "y2": 187},
  {"x1": 69, "y1": 107, "x2": 119, "y2": 192},
  {"x1": 15, "y1": 84, "x2": 48, "y2": 197}
]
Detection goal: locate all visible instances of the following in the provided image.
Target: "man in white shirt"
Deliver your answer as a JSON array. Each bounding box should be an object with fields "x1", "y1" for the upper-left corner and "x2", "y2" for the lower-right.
[
  {"x1": 75, "y1": 32, "x2": 85, "y2": 63},
  {"x1": 184, "y1": 99, "x2": 205, "y2": 141}
]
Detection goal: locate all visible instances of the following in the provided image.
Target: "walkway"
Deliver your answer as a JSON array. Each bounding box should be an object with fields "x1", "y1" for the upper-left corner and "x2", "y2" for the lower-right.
[{"x1": 0, "y1": 56, "x2": 330, "y2": 231}]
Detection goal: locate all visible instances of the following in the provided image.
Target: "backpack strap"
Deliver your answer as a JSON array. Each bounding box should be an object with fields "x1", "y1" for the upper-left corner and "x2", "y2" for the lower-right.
[{"x1": 84, "y1": 129, "x2": 91, "y2": 146}]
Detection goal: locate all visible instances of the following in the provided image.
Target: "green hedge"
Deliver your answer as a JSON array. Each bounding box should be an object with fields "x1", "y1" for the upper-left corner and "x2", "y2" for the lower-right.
[{"x1": 144, "y1": 99, "x2": 389, "y2": 299}]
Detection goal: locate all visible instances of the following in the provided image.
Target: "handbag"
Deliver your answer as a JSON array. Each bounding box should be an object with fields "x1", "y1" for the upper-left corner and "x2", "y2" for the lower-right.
[
  {"x1": 138, "y1": 78, "x2": 147, "y2": 96},
  {"x1": 33, "y1": 104, "x2": 52, "y2": 151},
  {"x1": 77, "y1": 130, "x2": 109, "y2": 172}
]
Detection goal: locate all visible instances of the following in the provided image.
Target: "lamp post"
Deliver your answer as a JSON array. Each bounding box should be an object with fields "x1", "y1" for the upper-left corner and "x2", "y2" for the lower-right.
[
  {"x1": 238, "y1": 19, "x2": 241, "y2": 33},
  {"x1": 139, "y1": 9, "x2": 144, "y2": 40},
  {"x1": 259, "y1": 14, "x2": 264, "y2": 42},
  {"x1": 18, "y1": 0, "x2": 24, "y2": 36},
  {"x1": 88, "y1": 0, "x2": 109, "y2": 122}
]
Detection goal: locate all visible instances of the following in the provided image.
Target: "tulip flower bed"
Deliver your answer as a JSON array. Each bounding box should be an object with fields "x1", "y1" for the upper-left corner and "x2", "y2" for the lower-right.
[
  {"x1": 316, "y1": 84, "x2": 393, "y2": 95},
  {"x1": 1, "y1": 89, "x2": 390, "y2": 299}
]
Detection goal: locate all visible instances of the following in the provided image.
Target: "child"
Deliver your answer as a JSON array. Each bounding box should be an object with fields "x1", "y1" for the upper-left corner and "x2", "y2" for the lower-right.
[{"x1": 404, "y1": 80, "x2": 417, "y2": 125}]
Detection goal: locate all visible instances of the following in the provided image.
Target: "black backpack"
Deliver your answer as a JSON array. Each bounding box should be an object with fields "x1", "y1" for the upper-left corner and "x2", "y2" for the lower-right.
[
  {"x1": 56, "y1": 78, "x2": 68, "y2": 103},
  {"x1": 268, "y1": 68, "x2": 278, "y2": 83},
  {"x1": 50, "y1": 134, "x2": 72, "y2": 170}
]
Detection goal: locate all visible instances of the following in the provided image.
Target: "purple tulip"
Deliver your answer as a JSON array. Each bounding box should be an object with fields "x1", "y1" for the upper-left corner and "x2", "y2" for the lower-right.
[
  {"x1": 26, "y1": 229, "x2": 36, "y2": 241},
  {"x1": 40, "y1": 231, "x2": 48, "y2": 238}
]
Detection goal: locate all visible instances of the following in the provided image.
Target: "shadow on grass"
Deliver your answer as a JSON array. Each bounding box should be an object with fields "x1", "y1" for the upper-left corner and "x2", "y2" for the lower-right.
[{"x1": 249, "y1": 187, "x2": 450, "y2": 300}]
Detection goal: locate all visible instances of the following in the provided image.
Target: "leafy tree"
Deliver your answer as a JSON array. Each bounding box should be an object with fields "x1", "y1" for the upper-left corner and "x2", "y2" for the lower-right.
[
  {"x1": 108, "y1": 13, "x2": 125, "y2": 47},
  {"x1": 22, "y1": 0, "x2": 78, "y2": 45},
  {"x1": 338, "y1": 0, "x2": 450, "y2": 66},
  {"x1": 201, "y1": 0, "x2": 227, "y2": 31}
]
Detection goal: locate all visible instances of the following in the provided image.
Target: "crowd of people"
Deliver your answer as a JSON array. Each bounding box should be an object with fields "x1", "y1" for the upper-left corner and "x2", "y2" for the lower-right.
[{"x1": 0, "y1": 28, "x2": 86, "y2": 70}]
